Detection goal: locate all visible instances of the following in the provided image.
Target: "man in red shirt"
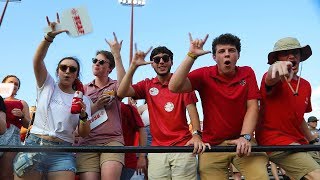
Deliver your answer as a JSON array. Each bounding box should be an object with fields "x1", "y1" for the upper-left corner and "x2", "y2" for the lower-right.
[
  {"x1": 255, "y1": 37, "x2": 320, "y2": 179},
  {"x1": 169, "y1": 33, "x2": 269, "y2": 180},
  {"x1": 120, "y1": 102, "x2": 147, "y2": 180},
  {"x1": 117, "y1": 46, "x2": 207, "y2": 180}
]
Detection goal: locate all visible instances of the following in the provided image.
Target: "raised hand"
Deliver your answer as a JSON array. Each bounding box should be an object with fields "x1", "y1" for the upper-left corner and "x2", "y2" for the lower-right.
[
  {"x1": 188, "y1": 33, "x2": 211, "y2": 57},
  {"x1": 46, "y1": 13, "x2": 68, "y2": 38},
  {"x1": 131, "y1": 43, "x2": 153, "y2": 68},
  {"x1": 271, "y1": 61, "x2": 294, "y2": 82},
  {"x1": 105, "y1": 32, "x2": 123, "y2": 56}
]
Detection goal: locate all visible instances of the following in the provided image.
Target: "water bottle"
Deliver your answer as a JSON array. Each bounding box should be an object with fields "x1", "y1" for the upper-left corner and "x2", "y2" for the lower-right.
[{"x1": 71, "y1": 91, "x2": 83, "y2": 114}]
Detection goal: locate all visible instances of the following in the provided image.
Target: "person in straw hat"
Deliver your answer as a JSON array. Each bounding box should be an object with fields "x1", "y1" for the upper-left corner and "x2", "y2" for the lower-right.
[{"x1": 255, "y1": 37, "x2": 320, "y2": 179}]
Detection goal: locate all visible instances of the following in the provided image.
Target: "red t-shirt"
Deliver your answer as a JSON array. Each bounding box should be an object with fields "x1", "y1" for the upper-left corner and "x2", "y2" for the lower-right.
[
  {"x1": 255, "y1": 73, "x2": 311, "y2": 145},
  {"x1": 121, "y1": 103, "x2": 144, "y2": 169},
  {"x1": 188, "y1": 66, "x2": 260, "y2": 145},
  {"x1": 132, "y1": 74, "x2": 197, "y2": 146},
  {"x1": 4, "y1": 100, "x2": 23, "y2": 129}
]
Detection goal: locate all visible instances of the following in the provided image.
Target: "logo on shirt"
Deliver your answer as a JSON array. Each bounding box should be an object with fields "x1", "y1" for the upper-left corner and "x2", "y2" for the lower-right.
[
  {"x1": 239, "y1": 79, "x2": 246, "y2": 86},
  {"x1": 149, "y1": 87, "x2": 159, "y2": 96},
  {"x1": 164, "y1": 102, "x2": 174, "y2": 112},
  {"x1": 305, "y1": 97, "x2": 309, "y2": 105}
]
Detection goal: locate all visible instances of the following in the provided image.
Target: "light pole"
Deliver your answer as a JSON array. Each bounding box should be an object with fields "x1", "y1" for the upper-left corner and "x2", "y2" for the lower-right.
[
  {"x1": 0, "y1": 0, "x2": 21, "y2": 28},
  {"x1": 118, "y1": 0, "x2": 146, "y2": 63}
]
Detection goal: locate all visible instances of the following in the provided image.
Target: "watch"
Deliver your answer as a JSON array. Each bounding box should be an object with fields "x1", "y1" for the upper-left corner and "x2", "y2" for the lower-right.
[
  {"x1": 192, "y1": 130, "x2": 202, "y2": 138},
  {"x1": 240, "y1": 134, "x2": 251, "y2": 141},
  {"x1": 309, "y1": 138, "x2": 319, "y2": 144}
]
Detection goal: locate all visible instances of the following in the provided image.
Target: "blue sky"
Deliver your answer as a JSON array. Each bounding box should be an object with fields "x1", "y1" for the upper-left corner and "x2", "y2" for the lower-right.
[{"x1": 1, "y1": 0, "x2": 320, "y2": 128}]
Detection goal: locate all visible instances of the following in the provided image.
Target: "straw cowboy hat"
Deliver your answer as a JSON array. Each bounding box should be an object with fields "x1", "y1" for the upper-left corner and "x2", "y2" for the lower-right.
[{"x1": 268, "y1": 37, "x2": 312, "y2": 65}]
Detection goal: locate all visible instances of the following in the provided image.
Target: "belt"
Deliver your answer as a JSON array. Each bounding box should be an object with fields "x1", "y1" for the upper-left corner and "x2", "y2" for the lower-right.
[{"x1": 34, "y1": 134, "x2": 65, "y2": 143}]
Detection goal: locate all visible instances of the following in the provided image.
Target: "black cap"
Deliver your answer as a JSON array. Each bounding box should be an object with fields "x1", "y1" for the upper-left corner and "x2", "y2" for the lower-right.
[{"x1": 308, "y1": 116, "x2": 319, "y2": 122}]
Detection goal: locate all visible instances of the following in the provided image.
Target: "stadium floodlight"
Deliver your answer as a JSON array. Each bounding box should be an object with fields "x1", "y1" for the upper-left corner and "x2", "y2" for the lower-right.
[{"x1": 118, "y1": 0, "x2": 146, "y2": 63}]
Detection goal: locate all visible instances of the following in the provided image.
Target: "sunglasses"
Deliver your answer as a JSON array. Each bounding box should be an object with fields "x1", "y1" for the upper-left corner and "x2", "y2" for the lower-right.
[
  {"x1": 92, "y1": 58, "x2": 109, "y2": 65},
  {"x1": 278, "y1": 49, "x2": 300, "y2": 57},
  {"x1": 59, "y1": 64, "x2": 78, "y2": 73},
  {"x1": 152, "y1": 55, "x2": 170, "y2": 64}
]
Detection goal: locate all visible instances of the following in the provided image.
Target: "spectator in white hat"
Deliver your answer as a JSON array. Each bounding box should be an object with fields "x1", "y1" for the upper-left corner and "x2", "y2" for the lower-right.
[{"x1": 255, "y1": 37, "x2": 320, "y2": 179}]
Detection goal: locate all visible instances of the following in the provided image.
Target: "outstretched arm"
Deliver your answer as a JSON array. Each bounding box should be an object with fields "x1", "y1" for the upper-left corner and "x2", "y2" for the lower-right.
[
  {"x1": 105, "y1": 32, "x2": 126, "y2": 83},
  {"x1": 33, "y1": 13, "x2": 67, "y2": 88},
  {"x1": 169, "y1": 33, "x2": 211, "y2": 93},
  {"x1": 117, "y1": 45, "x2": 152, "y2": 98},
  {"x1": 265, "y1": 61, "x2": 294, "y2": 86}
]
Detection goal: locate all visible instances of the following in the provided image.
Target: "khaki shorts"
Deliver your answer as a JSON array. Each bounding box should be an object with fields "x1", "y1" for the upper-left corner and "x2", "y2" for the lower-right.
[
  {"x1": 269, "y1": 151, "x2": 320, "y2": 179},
  {"x1": 76, "y1": 141, "x2": 124, "y2": 173},
  {"x1": 148, "y1": 153, "x2": 197, "y2": 180},
  {"x1": 199, "y1": 139, "x2": 269, "y2": 180},
  {"x1": 230, "y1": 164, "x2": 239, "y2": 173}
]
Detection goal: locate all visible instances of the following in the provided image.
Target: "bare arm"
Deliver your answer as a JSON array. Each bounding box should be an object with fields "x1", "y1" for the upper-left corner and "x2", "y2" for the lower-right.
[
  {"x1": 20, "y1": 100, "x2": 31, "y2": 128},
  {"x1": 227, "y1": 99, "x2": 259, "y2": 156},
  {"x1": 117, "y1": 45, "x2": 153, "y2": 98},
  {"x1": 185, "y1": 103, "x2": 210, "y2": 154},
  {"x1": 34, "y1": 14, "x2": 67, "y2": 87},
  {"x1": 188, "y1": 103, "x2": 201, "y2": 132},
  {"x1": 265, "y1": 61, "x2": 293, "y2": 86},
  {"x1": 117, "y1": 64, "x2": 137, "y2": 98},
  {"x1": 77, "y1": 103, "x2": 91, "y2": 137},
  {"x1": 0, "y1": 111, "x2": 6, "y2": 135},
  {"x1": 106, "y1": 32, "x2": 126, "y2": 83},
  {"x1": 300, "y1": 120, "x2": 314, "y2": 142},
  {"x1": 169, "y1": 33, "x2": 211, "y2": 93},
  {"x1": 33, "y1": 36, "x2": 50, "y2": 88},
  {"x1": 136, "y1": 127, "x2": 147, "y2": 175},
  {"x1": 240, "y1": 99, "x2": 259, "y2": 136}
]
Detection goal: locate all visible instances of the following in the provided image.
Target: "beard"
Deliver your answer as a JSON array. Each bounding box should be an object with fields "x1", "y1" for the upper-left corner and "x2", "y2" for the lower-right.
[{"x1": 155, "y1": 66, "x2": 171, "y2": 77}]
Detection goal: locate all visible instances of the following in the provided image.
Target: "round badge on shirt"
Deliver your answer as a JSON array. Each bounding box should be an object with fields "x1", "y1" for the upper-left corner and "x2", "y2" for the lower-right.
[
  {"x1": 149, "y1": 87, "x2": 159, "y2": 96},
  {"x1": 164, "y1": 102, "x2": 174, "y2": 112}
]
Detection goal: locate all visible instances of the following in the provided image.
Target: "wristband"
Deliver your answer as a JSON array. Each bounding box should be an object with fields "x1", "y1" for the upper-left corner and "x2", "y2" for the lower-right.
[
  {"x1": 44, "y1": 36, "x2": 53, "y2": 43},
  {"x1": 46, "y1": 33, "x2": 55, "y2": 39},
  {"x1": 192, "y1": 130, "x2": 202, "y2": 138},
  {"x1": 187, "y1": 52, "x2": 198, "y2": 60},
  {"x1": 79, "y1": 119, "x2": 87, "y2": 124},
  {"x1": 309, "y1": 138, "x2": 319, "y2": 144},
  {"x1": 79, "y1": 112, "x2": 88, "y2": 121}
]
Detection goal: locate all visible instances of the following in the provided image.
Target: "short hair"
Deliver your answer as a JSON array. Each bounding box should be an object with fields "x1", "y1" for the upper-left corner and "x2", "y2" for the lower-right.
[
  {"x1": 96, "y1": 50, "x2": 115, "y2": 69},
  {"x1": 212, "y1": 33, "x2": 241, "y2": 55},
  {"x1": 150, "y1": 46, "x2": 173, "y2": 62}
]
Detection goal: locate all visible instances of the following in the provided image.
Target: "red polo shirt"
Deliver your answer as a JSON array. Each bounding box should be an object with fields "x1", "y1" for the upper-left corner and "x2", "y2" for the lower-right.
[
  {"x1": 132, "y1": 74, "x2": 197, "y2": 146},
  {"x1": 188, "y1": 65, "x2": 260, "y2": 145},
  {"x1": 256, "y1": 73, "x2": 311, "y2": 145}
]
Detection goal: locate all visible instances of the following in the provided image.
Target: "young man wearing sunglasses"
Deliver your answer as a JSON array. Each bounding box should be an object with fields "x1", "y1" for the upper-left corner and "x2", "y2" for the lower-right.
[
  {"x1": 76, "y1": 33, "x2": 126, "y2": 180},
  {"x1": 169, "y1": 33, "x2": 269, "y2": 180},
  {"x1": 117, "y1": 46, "x2": 208, "y2": 179}
]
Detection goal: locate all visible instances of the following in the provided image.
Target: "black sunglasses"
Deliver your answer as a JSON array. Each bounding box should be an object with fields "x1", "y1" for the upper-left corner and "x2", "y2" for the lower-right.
[
  {"x1": 59, "y1": 64, "x2": 77, "y2": 73},
  {"x1": 152, "y1": 55, "x2": 170, "y2": 64},
  {"x1": 92, "y1": 58, "x2": 108, "y2": 65}
]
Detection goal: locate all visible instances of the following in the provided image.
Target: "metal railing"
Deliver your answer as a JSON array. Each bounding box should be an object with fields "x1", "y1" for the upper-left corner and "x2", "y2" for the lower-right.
[{"x1": 1, "y1": 145, "x2": 319, "y2": 153}]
